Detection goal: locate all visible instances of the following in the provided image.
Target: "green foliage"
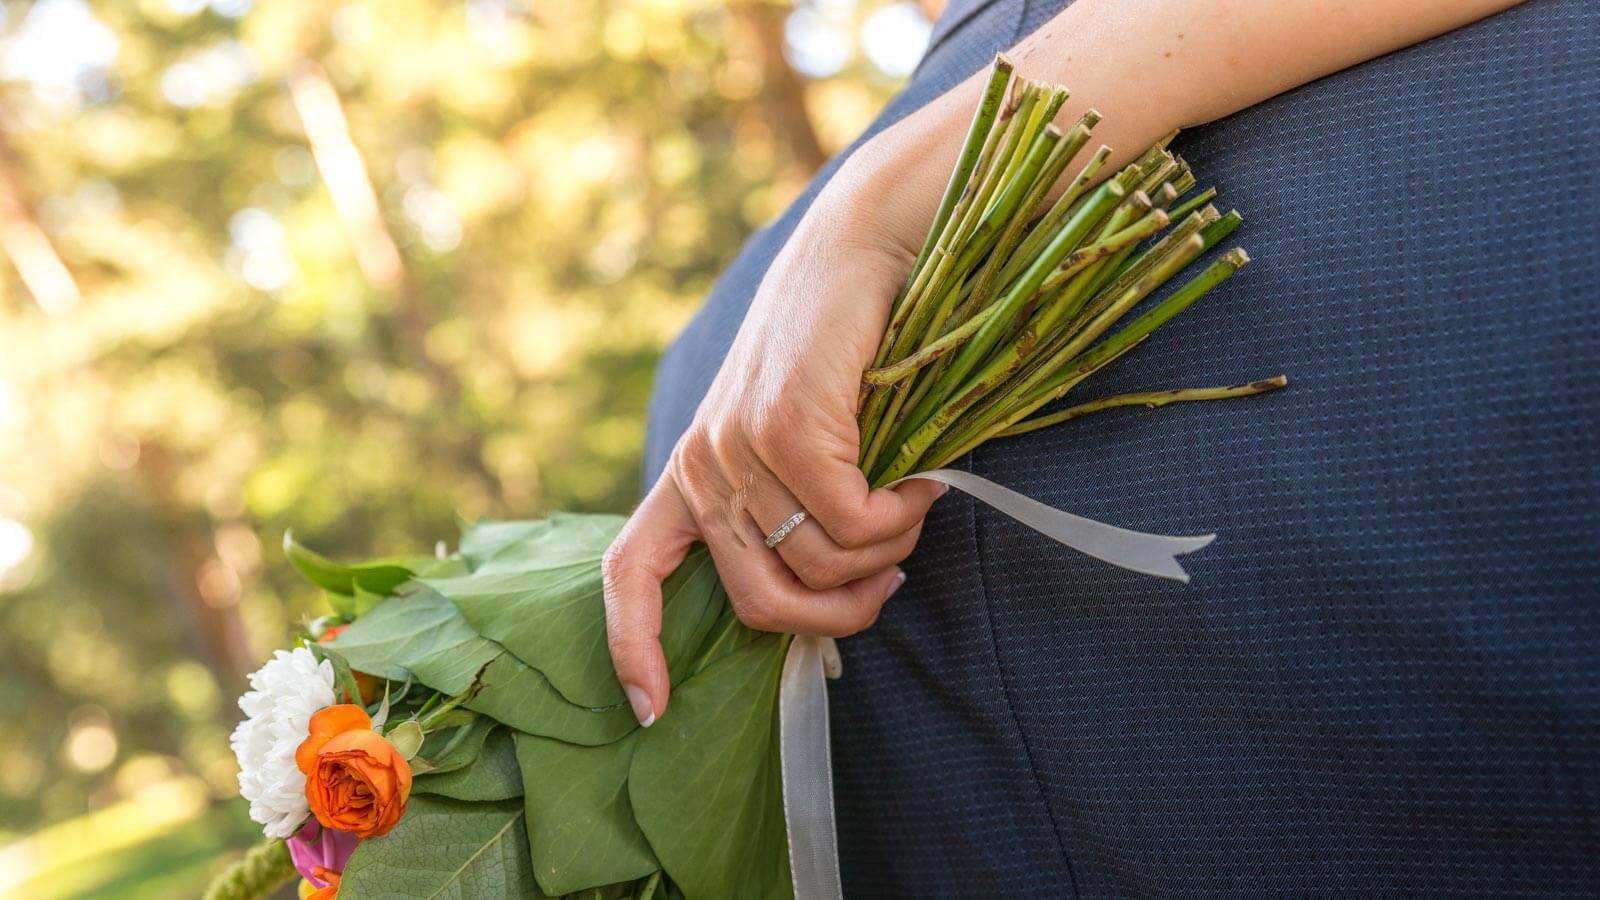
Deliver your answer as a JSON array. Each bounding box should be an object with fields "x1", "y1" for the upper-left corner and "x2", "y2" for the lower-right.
[
  {"x1": 465, "y1": 652, "x2": 639, "y2": 746},
  {"x1": 415, "y1": 728, "x2": 524, "y2": 803},
  {"x1": 429, "y1": 512, "x2": 624, "y2": 707},
  {"x1": 200, "y1": 838, "x2": 295, "y2": 900},
  {"x1": 416, "y1": 716, "x2": 499, "y2": 774},
  {"x1": 516, "y1": 731, "x2": 658, "y2": 895},
  {"x1": 324, "y1": 517, "x2": 791, "y2": 898},
  {"x1": 283, "y1": 530, "x2": 416, "y2": 598},
  {"x1": 340, "y1": 797, "x2": 548, "y2": 900},
  {"x1": 324, "y1": 586, "x2": 500, "y2": 694},
  {"x1": 630, "y1": 636, "x2": 792, "y2": 900}
]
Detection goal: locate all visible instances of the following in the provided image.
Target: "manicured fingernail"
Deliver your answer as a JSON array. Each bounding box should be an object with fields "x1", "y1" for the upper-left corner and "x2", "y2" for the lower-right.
[
  {"x1": 625, "y1": 684, "x2": 655, "y2": 728},
  {"x1": 887, "y1": 569, "x2": 907, "y2": 598}
]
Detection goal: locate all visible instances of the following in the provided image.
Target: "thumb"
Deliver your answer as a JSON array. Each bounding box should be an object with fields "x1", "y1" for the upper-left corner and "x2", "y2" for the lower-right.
[{"x1": 601, "y1": 475, "x2": 697, "y2": 726}]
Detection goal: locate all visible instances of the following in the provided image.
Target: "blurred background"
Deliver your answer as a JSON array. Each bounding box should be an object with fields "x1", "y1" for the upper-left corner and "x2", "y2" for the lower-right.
[{"x1": 0, "y1": 0, "x2": 934, "y2": 895}]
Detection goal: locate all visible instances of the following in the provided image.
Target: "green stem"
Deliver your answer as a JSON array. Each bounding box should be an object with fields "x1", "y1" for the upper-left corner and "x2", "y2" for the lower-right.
[
  {"x1": 904, "y1": 56, "x2": 1015, "y2": 286},
  {"x1": 1065, "y1": 205, "x2": 1217, "y2": 335},
  {"x1": 1027, "y1": 247, "x2": 1252, "y2": 408},
  {"x1": 1165, "y1": 186, "x2": 1216, "y2": 223},
  {"x1": 996, "y1": 376, "x2": 1288, "y2": 437},
  {"x1": 924, "y1": 242, "x2": 1247, "y2": 467},
  {"x1": 1002, "y1": 137, "x2": 1107, "y2": 286}
]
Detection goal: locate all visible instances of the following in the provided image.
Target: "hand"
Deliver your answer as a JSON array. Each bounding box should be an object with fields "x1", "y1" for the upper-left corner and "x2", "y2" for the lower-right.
[{"x1": 602, "y1": 178, "x2": 947, "y2": 728}]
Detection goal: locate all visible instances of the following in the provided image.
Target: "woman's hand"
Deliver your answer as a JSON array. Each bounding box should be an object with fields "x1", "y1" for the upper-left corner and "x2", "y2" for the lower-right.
[{"x1": 601, "y1": 175, "x2": 947, "y2": 728}]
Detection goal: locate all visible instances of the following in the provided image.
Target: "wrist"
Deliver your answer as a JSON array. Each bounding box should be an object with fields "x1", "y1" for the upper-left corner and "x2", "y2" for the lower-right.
[{"x1": 817, "y1": 104, "x2": 971, "y2": 264}]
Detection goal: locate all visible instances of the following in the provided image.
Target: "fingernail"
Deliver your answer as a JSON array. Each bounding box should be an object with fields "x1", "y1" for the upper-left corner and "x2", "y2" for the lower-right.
[
  {"x1": 887, "y1": 569, "x2": 908, "y2": 598},
  {"x1": 625, "y1": 684, "x2": 656, "y2": 728},
  {"x1": 938, "y1": 483, "x2": 951, "y2": 496}
]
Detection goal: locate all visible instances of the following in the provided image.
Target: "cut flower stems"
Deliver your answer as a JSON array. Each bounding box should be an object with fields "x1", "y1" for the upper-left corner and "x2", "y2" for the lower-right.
[{"x1": 857, "y1": 56, "x2": 1284, "y2": 485}]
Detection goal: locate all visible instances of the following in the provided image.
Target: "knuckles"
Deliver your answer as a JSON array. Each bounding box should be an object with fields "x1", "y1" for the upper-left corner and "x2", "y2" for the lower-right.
[
  {"x1": 727, "y1": 594, "x2": 780, "y2": 633},
  {"x1": 826, "y1": 513, "x2": 877, "y2": 550},
  {"x1": 792, "y1": 555, "x2": 850, "y2": 592}
]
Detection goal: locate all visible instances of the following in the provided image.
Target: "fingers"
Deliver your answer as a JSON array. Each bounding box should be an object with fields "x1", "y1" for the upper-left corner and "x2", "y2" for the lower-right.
[
  {"x1": 743, "y1": 459, "x2": 924, "y2": 590},
  {"x1": 601, "y1": 476, "x2": 697, "y2": 727},
  {"x1": 757, "y1": 442, "x2": 947, "y2": 549},
  {"x1": 703, "y1": 513, "x2": 907, "y2": 636}
]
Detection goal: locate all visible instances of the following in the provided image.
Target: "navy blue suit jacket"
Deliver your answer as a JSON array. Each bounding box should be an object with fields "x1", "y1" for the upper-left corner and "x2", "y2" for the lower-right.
[{"x1": 645, "y1": 1, "x2": 1600, "y2": 895}]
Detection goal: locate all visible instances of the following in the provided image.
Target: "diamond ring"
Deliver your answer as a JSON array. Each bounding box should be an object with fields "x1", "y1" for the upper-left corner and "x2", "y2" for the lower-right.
[{"x1": 763, "y1": 511, "x2": 808, "y2": 548}]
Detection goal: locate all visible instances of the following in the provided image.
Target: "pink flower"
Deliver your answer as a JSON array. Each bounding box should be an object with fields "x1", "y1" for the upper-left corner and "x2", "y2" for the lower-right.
[{"x1": 287, "y1": 819, "x2": 359, "y2": 888}]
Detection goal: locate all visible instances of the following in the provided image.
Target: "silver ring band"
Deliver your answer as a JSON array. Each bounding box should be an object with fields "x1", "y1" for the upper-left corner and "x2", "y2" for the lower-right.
[{"x1": 764, "y1": 511, "x2": 808, "y2": 548}]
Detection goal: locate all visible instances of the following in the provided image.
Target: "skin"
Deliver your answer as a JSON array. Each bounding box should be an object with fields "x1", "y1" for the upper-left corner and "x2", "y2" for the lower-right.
[{"x1": 604, "y1": 0, "x2": 1527, "y2": 727}]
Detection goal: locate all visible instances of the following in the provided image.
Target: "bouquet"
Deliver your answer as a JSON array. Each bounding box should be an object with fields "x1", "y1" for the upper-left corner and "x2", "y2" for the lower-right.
[{"x1": 207, "y1": 56, "x2": 1283, "y2": 900}]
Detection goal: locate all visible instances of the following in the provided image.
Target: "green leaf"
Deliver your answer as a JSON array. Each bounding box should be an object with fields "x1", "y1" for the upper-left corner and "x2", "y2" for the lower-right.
[
  {"x1": 415, "y1": 728, "x2": 523, "y2": 802},
  {"x1": 457, "y1": 518, "x2": 555, "y2": 568},
  {"x1": 426, "y1": 514, "x2": 623, "y2": 708},
  {"x1": 465, "y1": 655, "x2": 636, "y2": 747},
  {"x1": 630, "y1": 635, "x2": 793, "y2": 900},
  {"x1": 326, "y1": 586, "x2": 499, "y2": 695},
  {"x1": 657, "y1": 550, "x2": 726, "y2": 684},
  {"x1": 430, "y1": 537, "x2": 725, "y2": 713},
  {"x1": 683, "y1": 594, "x2": 759, "y2": 679},
  {"x1": 339, "y1": 796, "x2": 548, "y2": 899},
  {"x1": 311, "y1": 643, "x2": 366, "y2": 707},
  {"x1": 283, "y1": 530, "x2": 414, "y2": 597},
  {"x1": 352, "y1": 585, "x2": 389, "y2": 617},
  {"x1": 417, "y1": 716, "x2": 499, "y2": 774},
  {"x1": 514, "y1": 731, "x2": 657, "y2": 895},
  {"x1": 427, "y1": 563, "x2": 619, "y2": 708},
  {"x1": 458, "y1": 513, "x2": 621, "y2": 573},
  {"x1": 410, "y1": 555, "x2": 471, "y2": 579}
]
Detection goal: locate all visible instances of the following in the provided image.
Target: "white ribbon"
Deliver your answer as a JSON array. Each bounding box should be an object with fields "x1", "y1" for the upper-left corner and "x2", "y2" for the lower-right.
[{"x1": 778, "y1": 468, "x2": 1215, "y2": 900}]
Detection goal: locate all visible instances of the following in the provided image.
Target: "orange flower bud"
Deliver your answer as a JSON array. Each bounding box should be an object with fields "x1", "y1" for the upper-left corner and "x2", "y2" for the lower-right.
[
  {"x1": 304, "y1": 869, "x2": 341, "y2": 900},
  {"x1": 318, "y1": 626, "x2": 382, "y2": 705}
]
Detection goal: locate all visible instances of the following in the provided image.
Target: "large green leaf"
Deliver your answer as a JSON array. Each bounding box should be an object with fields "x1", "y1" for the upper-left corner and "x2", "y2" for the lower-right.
[
  {"x1": 432, "y1": 537, "x2": 727, "y2": 712},
  {"x1": 458, "y1": 517, "x2": 554, "y2": 566},
  {"x1": 427, "y1": 562, "x2": 619, "y2": 708},
  {"x1": 630, "y1": 635, "x2": 793, "y2": 900},
  {"x1": 514, "y1": 731, "x2": 657, "y2": 895},
  {"x1": 459, "y1": 512, "x2": 621, "y2": 573},
  {"x1": 415, "y1": 728, "x2": 523, "y2": 802},
  {"x1": 429, "y1": 513, "x2": 622, "y2": 708},
  {"x1": 283, "y1": 531, "x2": 415, "y2": 597},
  {"x1": 465, "y1": 654, "x2": 637, "y2": 746},
  {"x1": 326, "y1": 586, "x2": 499, "y2": 695},
  {"x1": 656, "y1": 551, "x2": 726, "y2": 684},
  {"x1": 683, "y1": 597, "x2": 760, "y2": 679},
  {"x1": 339, "y1": 796, "x2": 548, "y2": 899}
]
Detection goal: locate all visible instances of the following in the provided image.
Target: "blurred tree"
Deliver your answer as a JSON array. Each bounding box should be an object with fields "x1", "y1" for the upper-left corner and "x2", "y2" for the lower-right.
[{"x1": 0, "y1": 0, "x2": 930, "y2": 894}]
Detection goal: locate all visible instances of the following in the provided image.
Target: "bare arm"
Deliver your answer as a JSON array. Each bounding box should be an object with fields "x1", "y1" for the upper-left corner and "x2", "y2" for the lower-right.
[{"x1": 848, "y1": 0, "x2": 1526, "y2": 255}]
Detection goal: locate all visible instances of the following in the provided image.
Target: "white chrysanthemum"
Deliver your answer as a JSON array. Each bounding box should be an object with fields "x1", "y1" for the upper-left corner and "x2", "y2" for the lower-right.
[{"x1": 230, "y1": 646, "x2": 336, "y2": 838}]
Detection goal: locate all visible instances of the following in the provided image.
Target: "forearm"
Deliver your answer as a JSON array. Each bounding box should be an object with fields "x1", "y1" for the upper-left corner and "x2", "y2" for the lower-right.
[{"x1": 837, "y1": 0, "x2": 1525, "y2": 256}]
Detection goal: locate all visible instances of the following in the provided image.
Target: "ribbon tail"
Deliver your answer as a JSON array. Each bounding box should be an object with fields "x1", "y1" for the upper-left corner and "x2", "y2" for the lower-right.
[
  {"x1": 893, "y1": 469, "x2": 1215, "y2": 583},
  {"x1": 780, "y1": 635, "x2": 844, "y2": 900}
]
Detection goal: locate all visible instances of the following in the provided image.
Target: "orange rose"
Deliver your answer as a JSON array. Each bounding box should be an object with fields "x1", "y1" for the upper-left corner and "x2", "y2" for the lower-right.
[{"x1": 296, "y1": 704, "x2": 412, "y2": 838}]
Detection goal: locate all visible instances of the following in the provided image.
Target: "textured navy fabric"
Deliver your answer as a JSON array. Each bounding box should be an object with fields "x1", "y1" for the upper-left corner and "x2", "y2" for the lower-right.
[{"x1": 644, "y1": 1, "x2": 1600, "y2": 896}]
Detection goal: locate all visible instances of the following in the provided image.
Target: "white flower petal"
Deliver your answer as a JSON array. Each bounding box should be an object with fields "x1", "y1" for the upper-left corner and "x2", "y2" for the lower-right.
[{"x1": 230, "y1": 645, "x2": 336, "y2": 838}]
